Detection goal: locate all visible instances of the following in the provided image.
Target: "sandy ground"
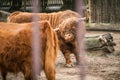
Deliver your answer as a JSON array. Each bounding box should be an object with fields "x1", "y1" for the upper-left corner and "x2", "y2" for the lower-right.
[{"x1": 0, "y1": 31, "x2": 120, "y2": 80}]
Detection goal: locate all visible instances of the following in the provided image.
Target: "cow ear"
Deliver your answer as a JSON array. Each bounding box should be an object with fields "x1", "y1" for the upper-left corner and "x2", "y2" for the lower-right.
[
  {"x1": 40, "y1": 21, "x2": 51, "y2": 30},
  {"x1": 54, "y1": 28, "x2": 60, "y2": 35},
  {"x1": 44, "y1": 21, "x2": 50, "y2": 29}
]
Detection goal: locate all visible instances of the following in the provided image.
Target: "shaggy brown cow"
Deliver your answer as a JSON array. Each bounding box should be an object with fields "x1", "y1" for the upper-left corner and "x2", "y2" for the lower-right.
[
  {"x1": 55, "y1": 17, "x2": 86, "y2": 67},
  {"x1": 7, "y1": 10, "x2": 84, "y2": 67},
  {"x1": 7, "y1": 10, "x2": 80, "y2": 28},
  {"x1": 0, "y1": 21, "x2": 59, "y2": 80}
]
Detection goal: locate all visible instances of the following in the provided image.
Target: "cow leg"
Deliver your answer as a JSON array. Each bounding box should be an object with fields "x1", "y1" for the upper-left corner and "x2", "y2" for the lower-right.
[
  {"x1": 24, "y1": 76, "x2": 32, "y2": 80},
  {"x1": 74, "y1": 53, "x2": 80, "y2": 65},
  {"x1": 63, "y1": 52, "x2": 74, "y2": 67},
  {"x1": 22, "y1": 62, "x2": 33, "y2": 80},
  {"x1": 1, "y1": 71, "x2": 7, "y2": 80},
  {"x1": 23, "y1": 69, "x2": 33, "y2": 80}
]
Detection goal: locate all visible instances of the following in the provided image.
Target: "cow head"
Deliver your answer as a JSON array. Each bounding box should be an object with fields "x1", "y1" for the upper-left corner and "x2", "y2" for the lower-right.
[{"x1": 54, "y1": 17, "x2": 86, "y2": 42}]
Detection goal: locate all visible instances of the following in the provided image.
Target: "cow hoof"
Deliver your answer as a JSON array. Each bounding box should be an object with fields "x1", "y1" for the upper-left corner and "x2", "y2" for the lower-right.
[{"x1": 65, "y1": 63, "x2": 75, "y2": 68}]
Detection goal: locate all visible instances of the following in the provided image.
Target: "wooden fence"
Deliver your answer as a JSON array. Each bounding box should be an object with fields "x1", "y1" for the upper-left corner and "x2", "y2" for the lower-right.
[
  {"x1": 90, "y1": 0, "x2": 120, "y2": 23},
  {"x1": 0, "y1": 0, "x2": 75, "y2": 12}
]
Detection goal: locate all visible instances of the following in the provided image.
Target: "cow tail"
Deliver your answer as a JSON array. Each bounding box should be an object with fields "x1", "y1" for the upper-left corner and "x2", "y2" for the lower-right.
[{"x1": 43, "y1": 21, "x2": 59, "y2": 80}]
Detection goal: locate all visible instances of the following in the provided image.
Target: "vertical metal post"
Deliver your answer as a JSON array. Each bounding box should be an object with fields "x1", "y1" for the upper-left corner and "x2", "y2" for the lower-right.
[
  {"x1": 31, "y1": 0, "x2": 41, "y2": 80},
  {"x1": 75, "y1": 0, "x2": 86, "y2": 80}
]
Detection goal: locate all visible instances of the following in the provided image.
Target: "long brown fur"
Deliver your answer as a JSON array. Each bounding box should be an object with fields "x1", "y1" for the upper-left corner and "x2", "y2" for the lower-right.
[
  {"x1": 0, "y1": 21, "x2": 59, "y2": 80},
  {"x1": 56, "y1": 17, "x2": 83, "y2": 67},
  {"x1": 7, "y1": 10, "x2": 81, "y2": 28},
  {"x1": 7, "y1": 10, "x2": 82, "y2": 67}
]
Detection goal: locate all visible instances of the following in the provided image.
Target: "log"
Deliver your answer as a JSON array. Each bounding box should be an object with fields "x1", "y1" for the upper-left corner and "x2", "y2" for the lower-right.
[
  {"x1": 84, "y1": 33, "x2": 116, "y2": 53},
  {"x1": 85, "y1": 36, "x2": 101, "y2": 49}
]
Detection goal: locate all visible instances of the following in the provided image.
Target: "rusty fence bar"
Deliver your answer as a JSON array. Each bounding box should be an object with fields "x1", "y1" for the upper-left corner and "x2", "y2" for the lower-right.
[
  {"x1": 76, "y1": 0, "x2": 87, "y2": 80},
  {"x1": 31, "y1": 0, "x2": 41, "y2": 80}
]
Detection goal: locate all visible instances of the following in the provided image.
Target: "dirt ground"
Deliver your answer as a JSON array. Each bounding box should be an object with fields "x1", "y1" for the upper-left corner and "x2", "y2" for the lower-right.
[{"x1": 0, "y1": 31, "x2": 120, "y2": 80}]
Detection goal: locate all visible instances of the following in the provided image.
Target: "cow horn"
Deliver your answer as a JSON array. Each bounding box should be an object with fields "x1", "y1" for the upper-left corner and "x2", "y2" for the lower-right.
[
  {"x1": 78, "y1": 17, "x2": 86, "y2": 21},
  {"x1": 54, "y1": 28, "x2": 59, "y2": 32}
]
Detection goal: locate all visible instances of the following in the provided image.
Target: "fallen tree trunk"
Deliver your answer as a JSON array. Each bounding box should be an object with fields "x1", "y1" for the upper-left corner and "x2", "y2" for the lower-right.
[{"x1": 85, "y1": 33, "x2": 116, "y2": 53}]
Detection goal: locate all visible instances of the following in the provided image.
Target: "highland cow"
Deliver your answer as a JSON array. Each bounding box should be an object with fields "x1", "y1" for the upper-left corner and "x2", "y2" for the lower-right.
[
  {"x1": 7, "y1": 10, "x2": 81, "y2": 28},
  {"x1": 55, "y1": 17, "x2": 86, "y2": 67},
  {"x1": 0, "y1": 21, "x2": 59, "y2": 80},
  {"x1": 7, "y1": 10, "x2": 85, "y2": 67}
]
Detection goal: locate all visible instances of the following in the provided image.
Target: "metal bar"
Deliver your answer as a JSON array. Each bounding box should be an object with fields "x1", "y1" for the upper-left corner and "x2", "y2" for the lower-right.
[
  {"x1": 75, "y1": 0, "x2": 86, "y2": 80},
  {"x1": 31, "y1": 0, "x2": 41, "y2": 80}
]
